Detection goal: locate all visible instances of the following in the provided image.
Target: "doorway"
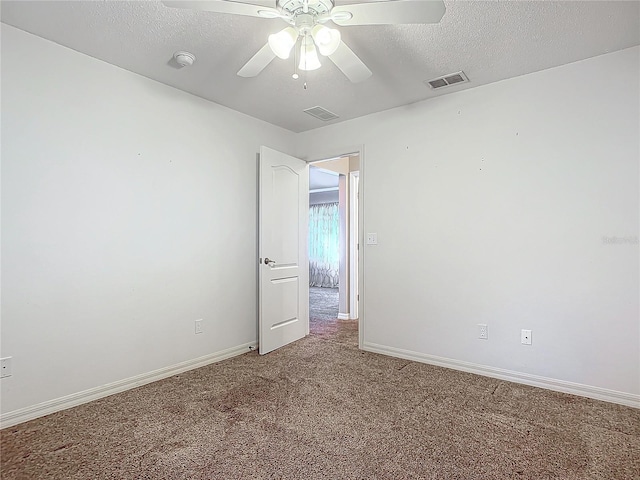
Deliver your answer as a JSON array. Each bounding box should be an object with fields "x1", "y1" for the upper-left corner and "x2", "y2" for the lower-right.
[{"x1": 308, "y1": 154, "x2": 360, "y2": 341}]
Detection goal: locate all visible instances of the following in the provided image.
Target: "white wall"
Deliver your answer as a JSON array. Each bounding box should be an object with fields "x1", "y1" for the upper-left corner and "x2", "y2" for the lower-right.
[
  {"x1": 1, "y1": 25, "x2": 296, "y2": 416},
  {"x1": 2, "y1": 22, "x2": 638, "y2": 420},
  {"x1": 296, "y1": 47, "x2": 640, "y2": 402}
]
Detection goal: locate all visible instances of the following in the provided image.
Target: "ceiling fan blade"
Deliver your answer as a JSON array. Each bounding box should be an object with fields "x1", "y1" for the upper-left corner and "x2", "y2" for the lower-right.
[
  {"x1": 332, "y1": 0, "x2": 446, "y2": 26},
  {"x1": 237, "y1": 43, "x2": 277, "y2": 77},
  {"x1": 163, "y1": 1, "x2": 278, "y2": 18},
  {"x1": 328, "y1": 41, "x2": 372, "y2": 83}
]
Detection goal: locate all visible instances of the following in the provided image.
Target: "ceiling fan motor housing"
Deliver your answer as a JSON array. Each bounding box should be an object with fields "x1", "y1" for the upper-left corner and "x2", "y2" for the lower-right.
[
  {"x1": 294, "y1": 13, "x2": 315, "y2": 34},
  {"x1": 280, "y1": 0, "x2": 334, "y2": 21}
]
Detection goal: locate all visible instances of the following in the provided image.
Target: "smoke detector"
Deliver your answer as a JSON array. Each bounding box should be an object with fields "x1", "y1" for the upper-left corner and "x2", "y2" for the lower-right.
[{"x1": 174, "y1": 51, "x2": 196, "y2": 67}]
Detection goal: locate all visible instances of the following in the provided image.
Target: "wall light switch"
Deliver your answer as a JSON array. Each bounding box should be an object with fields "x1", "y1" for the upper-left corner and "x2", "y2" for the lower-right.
[
  {"x1": 195, "y1": 319, "x2": 203, "y2": 334},
  {"x1": 366, "y1": 233, "x2": 378, "y2": 245},
  {"x1": 521, "y1": 329, "x2": 532, "y2": 345}
]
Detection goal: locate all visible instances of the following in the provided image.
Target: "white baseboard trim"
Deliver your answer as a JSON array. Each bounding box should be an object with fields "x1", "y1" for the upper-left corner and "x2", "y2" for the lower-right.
[
  {"x1": 0, "y1": 341, "x2": 257, "y2": 429},
  {"x1": 337, "y1": 313, "x2": 351, "y2": 320},
  {"x1": 362, "y1": 341, "x2": 639, "y2": 409}
]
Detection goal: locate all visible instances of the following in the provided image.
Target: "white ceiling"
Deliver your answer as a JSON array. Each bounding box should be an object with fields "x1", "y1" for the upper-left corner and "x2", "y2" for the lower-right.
[
  {"x1": 2, "y1": 1, "x2": 639, "y2": 133},
  {"x1": 309, "y1": 166, "x2": 339, "y2": 190}
]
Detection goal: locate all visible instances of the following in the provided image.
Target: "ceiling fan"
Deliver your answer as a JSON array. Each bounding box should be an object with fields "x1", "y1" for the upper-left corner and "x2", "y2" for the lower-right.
[{"x1": 163, "y1": 0, "x2": 446, "y2": 83}]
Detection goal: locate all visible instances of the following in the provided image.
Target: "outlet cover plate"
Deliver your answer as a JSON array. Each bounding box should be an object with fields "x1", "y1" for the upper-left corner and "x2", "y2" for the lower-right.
[
  {"x1": 521, "y1": 329, "x2": 532, "y2": 345},
  {"x1": 478, "y1": 324, "x2": 488, "y2": 340},
  {"x1": 195, "y1": 319, "x2": 203, "y2": 334}
]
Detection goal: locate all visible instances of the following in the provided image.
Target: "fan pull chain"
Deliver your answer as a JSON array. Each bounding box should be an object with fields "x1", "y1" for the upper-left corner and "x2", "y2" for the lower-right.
[
  {"x1": 303, "y1": 61, "x2": 308, "y2": 90},
  {"x1": 292, "y1": 37, "x2": 299, "y2": 80},
  {"x1": 302, "y1": 34, "x2": 308, "y2": 90}
]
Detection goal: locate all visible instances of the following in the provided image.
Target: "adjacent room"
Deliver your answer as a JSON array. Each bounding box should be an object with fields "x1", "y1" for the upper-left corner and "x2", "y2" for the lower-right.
[
  {"x1": 308, "y1": 155, "x2": 359, "y2": 339},
  {"x1": 1, "y1": 0, "x2": 639, "y2": 478},
  {"x1": 308, "y1": 164, "x2": 341, "y2": 333}
]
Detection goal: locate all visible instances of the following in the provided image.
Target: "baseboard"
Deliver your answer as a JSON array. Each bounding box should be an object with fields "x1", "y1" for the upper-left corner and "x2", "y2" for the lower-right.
[
  {"x1": 362, "y1": 341, "x2": 639, "y2": 409},
  {"x1": 337, "y1": 313, "x2": 350, "y2": 320},
  {"x1": 0, "y1": 341, "x2": 257, "y2": 429}
]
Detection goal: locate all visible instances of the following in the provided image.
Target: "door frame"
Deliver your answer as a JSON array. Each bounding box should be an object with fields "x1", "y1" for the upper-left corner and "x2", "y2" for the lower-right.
[
  {"x1": 349, "y1": 171, "x2": 359, "y2": 321},
  {"x1": 303, "y1": 145, "x2": 365, "y2": 350}
]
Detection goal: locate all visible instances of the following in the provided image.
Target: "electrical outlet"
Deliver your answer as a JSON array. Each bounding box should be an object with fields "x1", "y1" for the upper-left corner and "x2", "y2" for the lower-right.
[
  {"x1": 366, "y1": 233, "x2": 378, "y2": 245},
  {"x1": 1, "y1": 357, "x2": 12, "y2": 378},
  {"x1": 195, "y1": 319, "x2": 203, "y2": 334},
  {"x1": 521, "y1": 329, "x2": 532, "y2": 345},
  {"x1": 478, "y1": 324, "x2": 488, "y2": 340}
]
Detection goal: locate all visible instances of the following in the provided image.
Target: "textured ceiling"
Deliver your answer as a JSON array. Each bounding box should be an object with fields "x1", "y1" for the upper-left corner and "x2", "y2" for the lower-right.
[{"x1": 2, "y1": 1, "x2": 639, "y2": 132}]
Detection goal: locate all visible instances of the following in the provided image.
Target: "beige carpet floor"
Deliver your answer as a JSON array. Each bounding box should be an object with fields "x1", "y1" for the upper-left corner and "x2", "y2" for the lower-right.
[{"x1": 1, "y1": 317, "x2": 639, "y2": 479}]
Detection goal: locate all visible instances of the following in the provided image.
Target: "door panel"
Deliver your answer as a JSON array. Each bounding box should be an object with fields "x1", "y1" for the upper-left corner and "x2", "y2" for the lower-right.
[{"x1": 259, "y1": 147, "x2": 309, "y2": 354}]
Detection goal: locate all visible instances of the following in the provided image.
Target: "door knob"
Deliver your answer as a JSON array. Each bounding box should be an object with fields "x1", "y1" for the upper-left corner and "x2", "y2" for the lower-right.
[{"x1": 264, "y1": 257, "x2": 276, "y2": 266}]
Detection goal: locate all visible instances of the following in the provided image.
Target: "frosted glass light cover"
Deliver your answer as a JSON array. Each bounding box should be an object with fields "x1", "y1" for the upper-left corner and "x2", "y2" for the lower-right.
[
  {"x1": 299, "y1": 37, "x2": 321, "y2": 71},
  {"x1": 268, "y1": 27, "x2": 298, "y2": 59},
  {"x1": 311, "y1": 25, "x2": 341, "y2": 56}
]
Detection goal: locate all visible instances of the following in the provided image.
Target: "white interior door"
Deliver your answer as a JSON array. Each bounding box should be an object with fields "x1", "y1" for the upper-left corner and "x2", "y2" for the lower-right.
[{"x1": 259, "y1": 146, "x2": 309, "y2": 355}]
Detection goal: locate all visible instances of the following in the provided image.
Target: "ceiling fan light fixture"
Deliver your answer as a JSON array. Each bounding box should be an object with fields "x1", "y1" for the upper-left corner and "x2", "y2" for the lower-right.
[
  {"x1": 299, "y1": 36, "x2": 321, "y2": 71},
  {"x1": 311, "y1": 25, "x2": 341, "y2": 56},
  {"x1": 268, "y1": 27, "x2": 298, "y2": 59}
]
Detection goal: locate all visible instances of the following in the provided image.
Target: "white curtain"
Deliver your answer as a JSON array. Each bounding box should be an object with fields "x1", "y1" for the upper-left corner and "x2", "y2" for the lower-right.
[{"x1": 309, "y1": 202, "x2": 339, "y2": 287}]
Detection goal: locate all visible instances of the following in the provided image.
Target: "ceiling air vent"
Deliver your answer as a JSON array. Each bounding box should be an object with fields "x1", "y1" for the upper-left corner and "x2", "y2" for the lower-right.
[
  {"x1": 304, "y1": 106, "x2": 339, "y2": 121},
  {"x1": 425, "y1": 71, "x2": 469, "y2": 90}
]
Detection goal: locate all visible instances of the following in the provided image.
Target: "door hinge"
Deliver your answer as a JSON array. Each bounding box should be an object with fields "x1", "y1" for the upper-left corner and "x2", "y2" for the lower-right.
[{"x1": 259, "y1": 257, "x2": 262, "y2": 264}]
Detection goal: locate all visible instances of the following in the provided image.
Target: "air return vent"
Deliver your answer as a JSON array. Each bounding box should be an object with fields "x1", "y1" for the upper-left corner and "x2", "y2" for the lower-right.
[
  {"x1": 304, "y1": 106, "x2": 339, "y2": 121},
  {"x1": 425, "y1": 71, "x2": 469, "y2": 90}
]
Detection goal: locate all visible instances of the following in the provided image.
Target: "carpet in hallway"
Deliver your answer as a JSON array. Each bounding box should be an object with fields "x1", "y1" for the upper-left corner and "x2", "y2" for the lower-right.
[
  {"x1": 309, "y1": 286, "x2": 357, "y2": 344},
  {"x1": 309, "y1": 286, "x2": 339, "y2": 323}
]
